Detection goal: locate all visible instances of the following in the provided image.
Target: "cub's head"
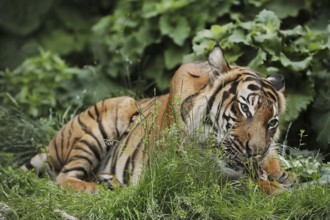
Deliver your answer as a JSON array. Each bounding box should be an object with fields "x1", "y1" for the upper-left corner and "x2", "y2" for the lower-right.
[{"x1": 182, "y1": 46, "x2": 286, "y2": 161}]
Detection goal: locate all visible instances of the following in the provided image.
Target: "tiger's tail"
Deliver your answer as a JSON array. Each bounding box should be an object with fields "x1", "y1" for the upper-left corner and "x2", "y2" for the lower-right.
[{"x1": 20, "y1": 153, "x2": 56, "y2": 180}]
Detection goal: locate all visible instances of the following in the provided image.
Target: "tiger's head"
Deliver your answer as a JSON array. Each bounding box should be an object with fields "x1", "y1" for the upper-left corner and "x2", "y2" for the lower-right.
[{"x1": 181, "y1": 46, "x2": 285, "y2": 161}]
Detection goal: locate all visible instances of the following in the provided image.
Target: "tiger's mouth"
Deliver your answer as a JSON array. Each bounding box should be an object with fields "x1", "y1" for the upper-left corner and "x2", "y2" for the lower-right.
[{"x1": 219, "y1": 138, "x2": 270, "y2": 162}]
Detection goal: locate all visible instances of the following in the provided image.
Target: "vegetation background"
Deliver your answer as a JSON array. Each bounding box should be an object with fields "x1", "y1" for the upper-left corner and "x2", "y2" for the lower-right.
[{"x1": 0, "y1": 0, "x2": 329, "y2": 219}]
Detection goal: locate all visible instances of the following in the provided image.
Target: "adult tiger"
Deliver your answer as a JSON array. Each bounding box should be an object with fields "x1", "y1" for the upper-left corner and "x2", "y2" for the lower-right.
[{"x1": 22, "y1": 45, "x2": 292, "y2": 194}]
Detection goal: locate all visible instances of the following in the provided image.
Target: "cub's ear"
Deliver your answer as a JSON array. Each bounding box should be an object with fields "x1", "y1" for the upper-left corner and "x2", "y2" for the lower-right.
[
  {"x1": 267, "y1": 74, "x2": 285, "y2": 92},
  {"x1": 208, "y1": 45, "x2": 230, "y2": 85}
]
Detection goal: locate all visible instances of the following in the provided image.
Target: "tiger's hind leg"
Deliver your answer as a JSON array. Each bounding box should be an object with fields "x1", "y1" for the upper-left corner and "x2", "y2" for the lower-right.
[{"x1": 53, "y1": 135, "x2": 105, "y2": 194}]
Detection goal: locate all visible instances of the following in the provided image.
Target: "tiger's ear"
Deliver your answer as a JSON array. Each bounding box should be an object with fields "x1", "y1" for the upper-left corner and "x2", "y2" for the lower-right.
[
  {"x1": 267, "y1": 74, "x2": 285, "y2": 92},
  {"x1": 208, "y1": 45, "x2": 231, "y2": 85}
]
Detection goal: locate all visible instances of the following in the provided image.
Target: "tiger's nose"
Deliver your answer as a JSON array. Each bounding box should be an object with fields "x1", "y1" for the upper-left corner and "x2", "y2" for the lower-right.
[{"x1": 246, "y1": 143, "x2": 262, "y2": 157}]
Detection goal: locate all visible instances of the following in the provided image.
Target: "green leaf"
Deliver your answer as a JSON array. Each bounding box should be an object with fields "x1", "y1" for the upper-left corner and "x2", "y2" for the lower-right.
[
  {"x1": 228, "y1": 30, "x2": 249, "y2": 45},
  {"x1": 280, "y1": 25, "x2": 304, "y2": 37},
  {"x1": 279, "y1": 53, "x2": 312, "y2": 72},
  {"x1": 256, "y1": 10, "x2": 280, "y2": 32},
  {"x1": 248, "y1": 49, "x2": 266, "y2": 69},
  {"x1": 254, "y1": 33, "x2": 281, "y2": 55},
  {"x1": 283, "y1": 80, "x2": 314, "y2": 122},
  {"x1": 159, "y1": 15, "x2": 191, "y2": 46}
]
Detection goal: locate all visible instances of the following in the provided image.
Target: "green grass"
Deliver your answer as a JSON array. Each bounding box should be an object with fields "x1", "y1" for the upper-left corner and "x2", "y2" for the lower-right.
[
  {"x1": 1, "y1": 144, "x2": 330, "y2": 219},
  {"x1": 0, "y1": 112, "x2": 329, "y2": 219}
]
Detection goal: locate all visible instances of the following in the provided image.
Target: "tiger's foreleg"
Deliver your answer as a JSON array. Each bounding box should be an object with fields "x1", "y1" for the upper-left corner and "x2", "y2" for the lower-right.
[{"x1": 259, "y1": 148, "x2": 294, "y2": 193}]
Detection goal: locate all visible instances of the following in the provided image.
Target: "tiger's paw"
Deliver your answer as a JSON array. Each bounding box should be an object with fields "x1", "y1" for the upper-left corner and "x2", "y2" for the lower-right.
[
  {"x1": 57, "y1": 176, "x2": 99, "y2": 194},
  {"x1": 97, "y1": 173, "x2": 122, "y2": 190},
  {"x1": 256, "y1": 180, "x2": 290, "y2": 195},
  {"x1": 275, "y1": 171, "x2": 295, "y2": 189}
]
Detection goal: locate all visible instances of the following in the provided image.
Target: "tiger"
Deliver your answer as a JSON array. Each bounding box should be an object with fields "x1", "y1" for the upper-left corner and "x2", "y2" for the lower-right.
[{"x1": 22, "y1": 45, "x2": 292, "y2": 194}]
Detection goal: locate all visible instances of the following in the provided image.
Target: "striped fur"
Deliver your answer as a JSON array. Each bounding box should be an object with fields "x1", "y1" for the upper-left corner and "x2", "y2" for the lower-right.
[{"x1": 22, "y1": 46, "x2": 292, "y2": 194}]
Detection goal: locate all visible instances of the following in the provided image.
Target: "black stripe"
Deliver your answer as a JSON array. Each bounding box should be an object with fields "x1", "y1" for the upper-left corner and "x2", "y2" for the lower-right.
[
  {"x1": 228, "y1": 81, "x2": 239, "y2": 94},
  {"x1": 130, "y1": 142, "x2": 141, "y2": 175},
  {"x1": 247, "y1": 84, "x2": 260, "y2": 91},
  {"x1": 206, "y1": 85, "x2": 223, "y2": 118},
  {"x1": 206, "y1": 76, "x2": 241, "y2": 118},
  {"x1": 214, "y1": 94, "x2": 230, "y2": 127},
  {"x1": 231, "y1": 140, "x2": 243, "y2": 154},
  {"x1": 74, "y1": 146, "x2": 95, "y2": 157},
  {"x1": 62, "y1": 166, "x2": 88, "y2": 178},
  {"x1": 53, "y1": 139, "x2": 63, "y2": 166},
  {"x1": 115, "y1": 106, "x2": 120, "y2": 137},
  {"x1": 264, "y1": 91, "x2": 277, "y2": 103},
  {"x1": 98, "y1": 120, "x2": 108, "y2": 142},
  {"x1": 111, "y1": 125, "x2": 142, "y2": 175},
  {"x1": 123, "y1": 156, "x2": 131, "y2": 185},
  {"x1": 80, "y1": 139, "x2": 101, "y2": 162},
  {"x1": 71, "y1": 155, "x2": 94, "y2": 167},
  {"x1": 231, "y1": 104, "x2": 236, "y2": 115},
  {"x1": 94, "y1": 104, "x2": 100, "y2": 119},
  {"x1": 60, "y1": 129, "x2": 65, "y2": 162},
  {"x1": 261, "y1": 80, "x2": 277, "y2": 94},
  {"x1": 64, "y1": 129, "x2": 73, "y2": 163},
  {"x1": 87, "y1": 110, "x2": 95, "y2": 120},
  {"x1": 25, "y1": 161, "x2": 34, "y2": 170},
  {"x1": 243, "y1": 76, "x2": 261, "y2": 83},
  {"x1": 77, "y1": 115, "x2": 104, "y2": 154}
]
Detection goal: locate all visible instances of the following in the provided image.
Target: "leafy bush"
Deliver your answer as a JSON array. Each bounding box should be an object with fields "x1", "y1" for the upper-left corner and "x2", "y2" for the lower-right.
[{"x1": 0, "y1": 50, "x2": 79, "y2": 117}]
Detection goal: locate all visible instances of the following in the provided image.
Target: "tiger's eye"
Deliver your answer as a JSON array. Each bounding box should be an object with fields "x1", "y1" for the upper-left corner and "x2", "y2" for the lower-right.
[
  {"x1": 268, "y1": 119, "x2": 278, "y2": 128},
  {"x1": 240, "y1": 103, "x2": 249, "y2": 112}
]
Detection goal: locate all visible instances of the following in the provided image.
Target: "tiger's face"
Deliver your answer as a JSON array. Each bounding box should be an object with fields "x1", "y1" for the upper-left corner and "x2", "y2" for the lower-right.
[
  {"x1": 216, "y1": 74, "x2": 283, "y2": 161},
  {"x1": 207, "y1": 46, "x2": 285, "y2": 161},
  {"x1": 181, "y1": 46, "x2": 285, "y2": 162}
]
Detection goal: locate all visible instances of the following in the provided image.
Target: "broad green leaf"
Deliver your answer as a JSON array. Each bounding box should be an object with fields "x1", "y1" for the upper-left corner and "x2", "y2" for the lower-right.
[
  {"x1": 279, "y1": 53, "x2": 312, "y2": 72},
  {"x1": 256, "y1": 10, "x2": 280, "y2": 33},
  {"x1": 284, "y1": 80, "x2": 314, "y2": 122},
  {"x1": 254, "y1": 33, "x2": 281, "y2": 55},
  {"x1": 210, "y1": 25, "x2": 226, "y2": 37},
  {"x1": 248, "y1": 49, "x2": 266, "y2": 69},
  {"x1": 280, "y1": 26, "x2": 304, "y2": 37},
  {"x1": 228, "y1": 30, "x2": 249, "y2": 45},
  {"x1": 159, "y1": 15, "x2": 191, "y2": 46}
]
